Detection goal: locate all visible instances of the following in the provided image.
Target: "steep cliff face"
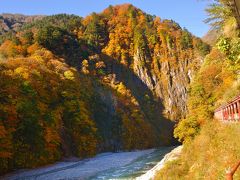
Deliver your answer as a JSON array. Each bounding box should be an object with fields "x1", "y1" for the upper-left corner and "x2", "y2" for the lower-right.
[
  {"x1": 133, "y1": 48, "x2": 203, "y2": 120},
  {"x1": 84, "y1": 54, "x2": 175, "y2": 147},
  {"x1": 98, "y1": 4, "x2": 209, "y2": 121}
]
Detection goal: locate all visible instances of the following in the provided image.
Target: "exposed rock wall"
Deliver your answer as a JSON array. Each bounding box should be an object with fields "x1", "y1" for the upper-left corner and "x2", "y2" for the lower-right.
[{"x1": 133, "y1": 48, "x2": 203, "y2": 120}]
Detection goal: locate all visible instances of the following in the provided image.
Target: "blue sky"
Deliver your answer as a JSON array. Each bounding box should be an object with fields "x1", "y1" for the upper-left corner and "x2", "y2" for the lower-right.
[{"x1": 1, "y1": 0, "x2": 213, "y2": 37}]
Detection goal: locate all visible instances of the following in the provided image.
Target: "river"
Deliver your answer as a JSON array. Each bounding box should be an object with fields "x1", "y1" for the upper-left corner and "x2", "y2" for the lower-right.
[{"x1": 1, "y1": 147, "x2": 175, "y2": 180}]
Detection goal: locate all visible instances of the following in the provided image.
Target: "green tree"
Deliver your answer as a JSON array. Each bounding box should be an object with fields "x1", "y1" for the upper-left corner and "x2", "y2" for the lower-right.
[
  {"x1": 180, "y1": 28, "x2": 193, "y2": 49},
  {"x1": 36, "y1": 26, "x2": 63, "y2": 50},
  {"x1": 205, "y1": 0, "x2": 240, "y2": 31},
  {"x1": 84, "y1": 13, "x2": 107, "y2": 52}
]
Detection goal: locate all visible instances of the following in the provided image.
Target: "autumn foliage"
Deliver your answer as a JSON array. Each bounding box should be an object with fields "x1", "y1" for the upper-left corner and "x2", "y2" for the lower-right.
[{"x1": 0, "y1": 4, "x2": 209, "y2": 174}]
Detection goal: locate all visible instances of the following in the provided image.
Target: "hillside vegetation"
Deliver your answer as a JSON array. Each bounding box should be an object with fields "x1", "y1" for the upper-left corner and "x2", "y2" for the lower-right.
[
  {"x1": 156, "y1": 121, "x2": 240, "y2": 179},
  {"x1": 156, "y1": 0, "x2": 240, "y2": 179},
  {"x1": 0, "y1": 4, "x2": 209, "y2": 174},
  {"x1": 0, "y1": 14, "x2": 44, "y2": 35}
]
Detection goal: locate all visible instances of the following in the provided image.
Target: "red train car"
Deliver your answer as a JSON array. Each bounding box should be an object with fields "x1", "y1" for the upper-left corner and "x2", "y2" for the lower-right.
[{"x1": 214, "y1": 95, "x2": 240, "y2": 121}]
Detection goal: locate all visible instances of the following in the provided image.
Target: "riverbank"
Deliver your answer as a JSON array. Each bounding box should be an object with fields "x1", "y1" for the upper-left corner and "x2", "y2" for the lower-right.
[
  {"x1": 136, "y1": 146, "x2": 183, "y2": 180},
  {"x1": 1, "y1": 147, "x2": 180, "y2": 180}
]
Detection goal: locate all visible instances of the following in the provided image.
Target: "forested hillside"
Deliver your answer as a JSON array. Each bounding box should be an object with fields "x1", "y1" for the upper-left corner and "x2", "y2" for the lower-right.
[
  {"x1": 0, "y1": 4, "x2": 209, "y2": 174},
  {"x1": 156, "y1": 0, "x2": 240, "y2": 179}
]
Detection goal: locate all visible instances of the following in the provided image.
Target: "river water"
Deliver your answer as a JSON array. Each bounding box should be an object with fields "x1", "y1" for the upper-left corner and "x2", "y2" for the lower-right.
[
  {"x1": 1, "y1": 147, "x2": 175, "y2": 180},
  {"x1": 88, "y1": 147, "x2": 174, "y2": 180}
]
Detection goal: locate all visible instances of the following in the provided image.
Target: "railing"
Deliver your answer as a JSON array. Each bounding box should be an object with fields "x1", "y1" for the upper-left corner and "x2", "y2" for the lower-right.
[
  {"x1": 214, "y1": 95, "x2": 240, "y2": 178},
  {"x1": 214, "y1": 95, "x2": 240, "y2": 122}
]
